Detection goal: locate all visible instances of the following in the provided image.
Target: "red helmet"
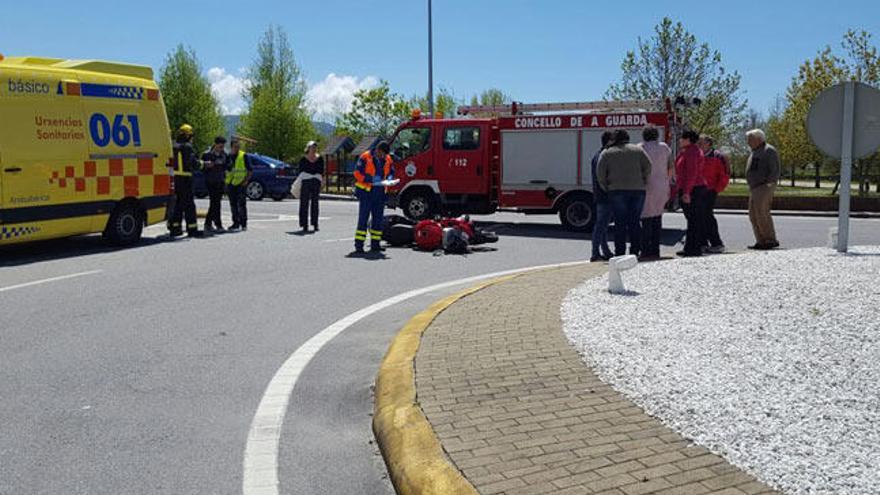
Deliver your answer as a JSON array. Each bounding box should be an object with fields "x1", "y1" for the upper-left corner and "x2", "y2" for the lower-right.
[{"x1": 414, "y1": 220, "x2": 443, "y2": 251}]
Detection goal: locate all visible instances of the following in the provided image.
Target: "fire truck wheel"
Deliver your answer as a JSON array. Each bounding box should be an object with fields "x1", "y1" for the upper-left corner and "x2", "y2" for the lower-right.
[
  {"x1": 104, "y1": 201, "x2": 144, "y2": 246},
  {"x1": 558, "y1": 196, "x2": 594, "y2": 232},
  {"x1": 401, "y1": 189, "x2": 438, "y2": 220}
]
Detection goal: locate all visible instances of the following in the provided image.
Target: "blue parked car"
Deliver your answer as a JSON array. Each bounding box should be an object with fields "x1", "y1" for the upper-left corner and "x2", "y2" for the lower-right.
[{"x1": 193, "y1": 153, "x2": 298, "y2": 201}]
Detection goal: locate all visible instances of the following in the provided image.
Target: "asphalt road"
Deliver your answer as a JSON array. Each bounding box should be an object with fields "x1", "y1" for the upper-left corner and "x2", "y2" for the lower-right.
[{"x1": 1, "y1": 199, "x2": 878, "y2": 495}]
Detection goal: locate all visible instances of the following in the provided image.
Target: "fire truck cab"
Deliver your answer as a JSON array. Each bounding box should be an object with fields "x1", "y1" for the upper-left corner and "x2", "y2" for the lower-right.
[{"x1": 389, "y1": 100, "x2": 674, "y2": 231}]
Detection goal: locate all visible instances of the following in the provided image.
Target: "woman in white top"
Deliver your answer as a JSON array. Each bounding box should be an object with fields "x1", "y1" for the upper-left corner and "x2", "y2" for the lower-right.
[{"x1": 638, "y1": 126, "x2": 673, "y2": 259}]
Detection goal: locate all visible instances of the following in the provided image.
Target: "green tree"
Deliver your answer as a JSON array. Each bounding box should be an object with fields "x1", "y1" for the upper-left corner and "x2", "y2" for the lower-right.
[
  {"x1": 477, "y1": 88, "x2": 511, "y2": 106},
  {"x1": 606, "y1": 17, "x2": 747, "y2": 143},
  {"x1": 773, "y1": 48, "x2": 846, "y2": 187},
  {"x1": 772, "y1": 30, "x2": 880, "y2": 194},
  {"x1": 335, "y1": 80, "x2": 410, "y2": 140},
  {"x1": 841, "y1": 30, "x2": 880, "y2": 192},
  {"x1": 158, "y1": 44, "x2": 224, "y2": 152},
  {"x1": 410, "y1": 87, "x2": 460, "y2": 118},
  {"x1": 238, "y1": 25, "x2": 315, "y2": 161}
]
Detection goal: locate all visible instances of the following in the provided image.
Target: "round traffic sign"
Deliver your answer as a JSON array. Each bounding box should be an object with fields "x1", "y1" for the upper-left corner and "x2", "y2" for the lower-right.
[{"x1": 807, "y1": 82, "x2": 880, "y2": 159}]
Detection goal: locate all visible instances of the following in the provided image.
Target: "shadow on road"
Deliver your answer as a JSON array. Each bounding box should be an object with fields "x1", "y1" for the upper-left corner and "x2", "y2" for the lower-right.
[
  {"x1": 0, "y1": 235, "x2": 167, "y2": 268},
  {"x1": 474, "y1": 220, "x2": 687, "y2": 246}
]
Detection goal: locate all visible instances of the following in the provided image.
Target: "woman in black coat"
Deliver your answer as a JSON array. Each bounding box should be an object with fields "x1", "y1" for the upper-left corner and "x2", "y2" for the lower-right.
[{"x1": 297, "y1": 141, "x2": 324, "y2": 232}]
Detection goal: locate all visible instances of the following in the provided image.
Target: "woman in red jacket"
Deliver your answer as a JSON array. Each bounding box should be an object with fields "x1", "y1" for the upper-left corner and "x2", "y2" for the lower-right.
[
  {"x1": 699, "y1": 135, "x2": 730, "y2": 253},
  {"x1": 675, "y1": 130, "x2": 710, "y2": 257}
]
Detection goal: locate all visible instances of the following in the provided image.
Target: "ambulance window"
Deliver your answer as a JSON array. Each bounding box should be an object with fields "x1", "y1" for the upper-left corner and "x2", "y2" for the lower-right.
[
  {"x1": 391, "y1": 127, "x2": 431, "y2": 160},
  {"x1": 443, "y1": 127, "x2": 480, "y2": 151}
]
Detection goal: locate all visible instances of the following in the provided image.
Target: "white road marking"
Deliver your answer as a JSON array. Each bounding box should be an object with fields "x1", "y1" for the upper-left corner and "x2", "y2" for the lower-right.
[
  {"x1": 322, "y1": 238, "x2": 352, "y2": 243},
  {"x1": 242, "y1": 260, "x2": 586, "y2": 494},
  {"x1": 250, "y1": 215, "x2": 332, "y2": 223},
  {"x1": 0, "y1": 270, "x2": 102, "y2": 294}
]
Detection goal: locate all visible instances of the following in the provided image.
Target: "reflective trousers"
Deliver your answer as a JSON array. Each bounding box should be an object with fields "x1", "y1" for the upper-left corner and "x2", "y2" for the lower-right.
[
  {"x1": 355, "y1": 187, "x2": 385, "y2": 249},
  {"x1": 171, "y1": 175, "x2": 197, "y2": 233}
]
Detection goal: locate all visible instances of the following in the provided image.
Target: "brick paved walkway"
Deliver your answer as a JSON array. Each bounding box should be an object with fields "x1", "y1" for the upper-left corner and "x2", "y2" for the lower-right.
[{"x1": 415, "y1": 265, "x2": 779, "y2": 495}]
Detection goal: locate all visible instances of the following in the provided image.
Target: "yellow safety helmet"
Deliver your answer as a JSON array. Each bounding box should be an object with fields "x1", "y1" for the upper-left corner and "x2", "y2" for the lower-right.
[{"x1": 177, "y1": 123, "x2": 194, "y2": 137}]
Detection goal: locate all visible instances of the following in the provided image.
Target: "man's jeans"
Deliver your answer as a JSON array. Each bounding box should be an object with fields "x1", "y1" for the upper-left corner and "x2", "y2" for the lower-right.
[
  {"x1": 609, "y1": 190, "x2": 646, "y2": 256},
  {"x1": 591, "y1": 201, "x2": 613, "y2": 259}
]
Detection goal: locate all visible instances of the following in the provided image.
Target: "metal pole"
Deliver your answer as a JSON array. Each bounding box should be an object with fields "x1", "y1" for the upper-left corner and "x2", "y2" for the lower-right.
[
  {"x1": 427, "y1": 0, "x2": 434, "y2": 116},
  {"x1": 838, "y1": 81, "x2": 855, "y2": 253}
]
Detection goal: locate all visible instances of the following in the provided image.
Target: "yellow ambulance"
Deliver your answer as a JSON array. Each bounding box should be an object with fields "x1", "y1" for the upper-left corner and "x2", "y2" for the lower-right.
[{"x1": 0, "y1": 54, "x2": 172, "y2": 246}]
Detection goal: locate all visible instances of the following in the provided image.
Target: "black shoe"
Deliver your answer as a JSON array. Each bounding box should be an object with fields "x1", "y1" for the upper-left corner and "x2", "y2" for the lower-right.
[
  {"x1": 188, "y1": 230, "x2": 204, "y2": 238},
  {"x1": 241, "y1": 225, "x2": 248, "y2": 231},
  {"x1": 228, "y1": 224, "x2": 241, "y2": 231},
  {"x1": 354, "y1": 245, "x2": 365, "y2": 254},
  {"x1": 370, "y1": 244, "x2": 385, "y2": 252},
  {"x1": 748, "y1": 243, "x2": 772, "y2": 250},
  {"x1": 767, "y1": 241, "x2": 780, "y2": 249},
  {"x1": 312, "y1": 225, "x2": 319, "y2": 232},
  {"x1": 589, "y1": 256, "x2": 607, "y2": 263},
  {"x1": 676, "y1": 250, "x2": 702, "y2": 257}
]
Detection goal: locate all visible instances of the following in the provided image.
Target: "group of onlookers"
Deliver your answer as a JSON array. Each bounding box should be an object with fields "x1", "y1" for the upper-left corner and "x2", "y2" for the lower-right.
[{"x1": 591, "y1": 126, "x2": 780, "y2": 261}]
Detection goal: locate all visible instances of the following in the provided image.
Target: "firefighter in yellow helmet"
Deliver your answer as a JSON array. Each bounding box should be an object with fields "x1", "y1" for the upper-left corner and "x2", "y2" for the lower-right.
[{"x1": 168, "y1": 124, "x2": 204, "y2": 238}]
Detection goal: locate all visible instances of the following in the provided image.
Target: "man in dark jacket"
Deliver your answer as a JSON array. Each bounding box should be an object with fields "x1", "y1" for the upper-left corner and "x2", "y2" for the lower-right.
[
  {"x1": 169, "y1": 124, "x2": 203, "y2": 238},
  {"x1": 201, "y1": 136, "x2": 227, "y2": 232},
  {"x1": 745, "y1": 129, "x2": 780, "y2": 250},
  {"x1": 590, "y1": 131, "x2": 615, "y2": 262}
]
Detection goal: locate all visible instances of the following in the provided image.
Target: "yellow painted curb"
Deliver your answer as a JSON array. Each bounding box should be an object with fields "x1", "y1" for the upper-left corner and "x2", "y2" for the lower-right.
[{"x1": 373, "y1": 275, "x2": 518, "y2": 495}]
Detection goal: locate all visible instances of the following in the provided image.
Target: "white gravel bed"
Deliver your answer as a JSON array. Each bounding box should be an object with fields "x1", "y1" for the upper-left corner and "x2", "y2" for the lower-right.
[{"x1": 562, "y1": 246, "x2": 880, "y2": 495}]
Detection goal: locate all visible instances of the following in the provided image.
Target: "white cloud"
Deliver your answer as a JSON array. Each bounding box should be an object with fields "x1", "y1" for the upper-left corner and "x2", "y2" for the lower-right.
[
  {"x1": 207, "y1": 67, "x2": 249, "y2": 115},
  {"x1": 306, "y1": 73, "x2": 379, "y2": 121}
]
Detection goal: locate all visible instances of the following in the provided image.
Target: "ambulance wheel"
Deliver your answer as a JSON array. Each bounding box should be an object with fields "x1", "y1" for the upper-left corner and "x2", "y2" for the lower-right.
[
  {"x1": 104, "y1": 202, "x2": 144, "y2": 246},
  {"x1": 246, "y1": 181, "x2": 265, "y2": 201},
  {"x1": 558, "y1": 196, "x2": 594, "y2": 232},
  {"x1": 401, "y1": 189, "x2": 438, "y2": 220}
]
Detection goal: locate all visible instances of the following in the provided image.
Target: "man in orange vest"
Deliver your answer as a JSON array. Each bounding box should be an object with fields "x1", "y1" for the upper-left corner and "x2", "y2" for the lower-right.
[{"x1": 352, "y1": 141, "x2": 395, "y2": 254}]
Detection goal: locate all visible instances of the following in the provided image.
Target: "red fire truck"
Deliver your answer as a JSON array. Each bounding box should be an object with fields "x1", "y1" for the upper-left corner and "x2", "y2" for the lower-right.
[{"x1": 387, "y1": 100, "x2": 676, "y2": 231}]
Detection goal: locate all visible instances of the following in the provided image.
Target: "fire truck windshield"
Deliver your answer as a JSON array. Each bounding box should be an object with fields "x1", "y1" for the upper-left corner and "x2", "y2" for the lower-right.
[{"x1": 391, "y1": 127, "x2": 431, "y2": 160}]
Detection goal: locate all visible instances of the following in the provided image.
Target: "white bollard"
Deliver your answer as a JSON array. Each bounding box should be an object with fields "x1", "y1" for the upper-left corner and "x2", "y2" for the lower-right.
[
  {"x1": 608, "y1": 255, "x2": 638, "y2": 294},
  {"x1": 828, "y1": 228, "x2": 839, "y2": 250}
]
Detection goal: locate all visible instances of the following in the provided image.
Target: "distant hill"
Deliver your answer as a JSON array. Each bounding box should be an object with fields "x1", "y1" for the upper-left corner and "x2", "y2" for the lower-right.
[
  {"x1": 224, "y1": 115, "x2": 240, "y2": 138},
  {"x1": 223, "y1": 115, "x2": 335, "y2": 138},
  {"x1": 313, "y1": 121, "x2": 335, "y2": 136}
]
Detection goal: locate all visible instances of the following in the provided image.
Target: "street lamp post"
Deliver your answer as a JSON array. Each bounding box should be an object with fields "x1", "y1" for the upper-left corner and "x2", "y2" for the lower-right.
[{"x1": 427, "y1": 0, "x2": 434, "y2": 116}]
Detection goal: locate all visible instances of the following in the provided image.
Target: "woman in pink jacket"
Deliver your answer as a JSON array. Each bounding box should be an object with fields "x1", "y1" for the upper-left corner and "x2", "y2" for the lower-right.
[{"x1": 638, "y1": 126, "x2": 672, "y2": 260}]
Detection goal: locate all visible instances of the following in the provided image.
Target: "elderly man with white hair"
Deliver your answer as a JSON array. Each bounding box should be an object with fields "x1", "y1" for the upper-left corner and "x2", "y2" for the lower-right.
[{"x1": 745, "y1": 129, "x2": 780, "y2": 249}]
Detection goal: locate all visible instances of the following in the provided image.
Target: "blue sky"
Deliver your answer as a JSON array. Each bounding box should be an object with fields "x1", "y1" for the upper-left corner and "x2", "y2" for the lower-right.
[{"x1": 2, "y1": 0, "x2": 878, "y2": 120}]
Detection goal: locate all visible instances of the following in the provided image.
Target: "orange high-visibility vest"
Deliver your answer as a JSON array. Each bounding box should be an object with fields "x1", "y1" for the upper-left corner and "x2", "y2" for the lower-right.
[{"x1": 353, "y1": 151, "x2": 393, "y2": 191}]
